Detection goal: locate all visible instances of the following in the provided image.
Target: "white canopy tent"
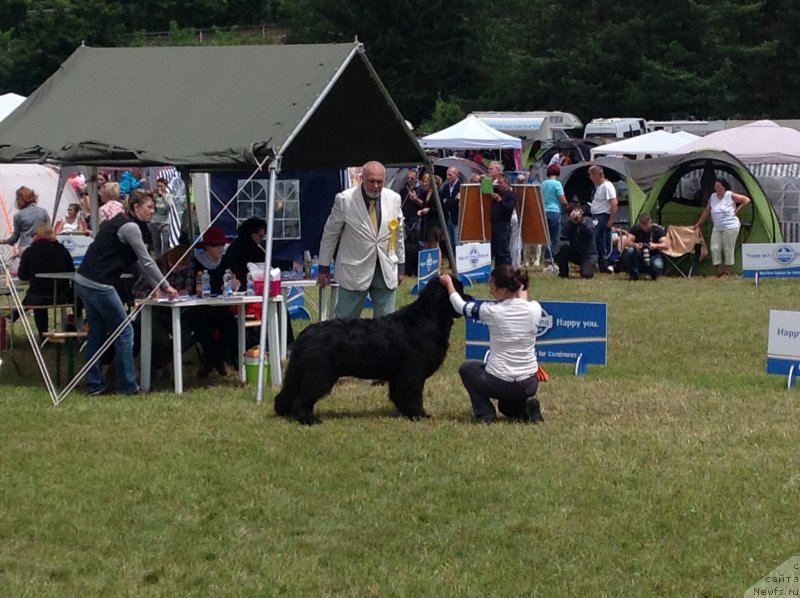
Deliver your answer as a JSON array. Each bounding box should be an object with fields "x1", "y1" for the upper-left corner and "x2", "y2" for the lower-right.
[
  {"x1": 420, "y1": 115, "x2": 522, "y2": 150},
  {"x1": 590, "y1": 130, "x2": 699, "y2": 160},
  {"x1": 0, "y1": 93, "x2": 26, "y2": 123}
]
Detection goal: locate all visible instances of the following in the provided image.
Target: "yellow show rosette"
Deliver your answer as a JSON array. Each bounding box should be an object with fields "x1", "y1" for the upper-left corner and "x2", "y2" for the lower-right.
[{"x1": 388, "y1": 218, "x2": 399, "y2": 255}]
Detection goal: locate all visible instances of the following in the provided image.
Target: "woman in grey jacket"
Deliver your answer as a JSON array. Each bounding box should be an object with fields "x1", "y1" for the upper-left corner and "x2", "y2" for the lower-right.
[{"x1": 0, "y1": 186, "x2": 50, "y2": 255}]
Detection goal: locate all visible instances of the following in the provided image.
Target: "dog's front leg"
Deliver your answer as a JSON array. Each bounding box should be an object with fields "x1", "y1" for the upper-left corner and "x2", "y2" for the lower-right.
[
  {"x1": 389, "y1": 378, "x2": 429, "y2": 420},
  {"x1": 292, "y1": 403, "x2": 321, "y2": 425}
]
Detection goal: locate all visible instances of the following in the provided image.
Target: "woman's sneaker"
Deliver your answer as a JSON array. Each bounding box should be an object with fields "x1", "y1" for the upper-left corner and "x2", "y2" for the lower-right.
[{"x1": 525, "y1": 397, "x2": 544, "y2": 423}]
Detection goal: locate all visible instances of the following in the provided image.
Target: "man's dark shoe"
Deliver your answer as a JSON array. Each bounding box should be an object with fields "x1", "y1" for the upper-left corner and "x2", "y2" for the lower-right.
[
  {"x1": 215, "y1": 361, "x2": 229, "y2": 376},
  {"x1": 525, "y1": 397, "x2": 544, "y2": 423}
]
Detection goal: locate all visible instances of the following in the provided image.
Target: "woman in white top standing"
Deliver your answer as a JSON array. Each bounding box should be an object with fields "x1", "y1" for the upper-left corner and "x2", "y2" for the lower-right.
[
  {"x1": 694, "y1": 178, "x2": 751, "y2": 277},
  {"x1": 440, "y1": 266, "x2": 544, "y2": 423}
]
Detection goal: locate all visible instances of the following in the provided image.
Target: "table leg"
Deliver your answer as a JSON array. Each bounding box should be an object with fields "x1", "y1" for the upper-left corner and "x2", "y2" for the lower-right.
[
  {"x1": 267, "y1": 298, "x2": 282, "y2": 386},
  {"x1": 140, "y1": 305, "x2": 152, "y2": 391},
  {"x1": 237, "y1": 304, "x2": 246, "y2": 383},
  {"x1": 319, "y1": 286, "x2": 327, "y2": 321},
  {"x1": 171, "y1": 306, "x2": 183, "y2": 394},
  {"x1": 279, "y1": 300, "x2": 287, "y2": 362}
]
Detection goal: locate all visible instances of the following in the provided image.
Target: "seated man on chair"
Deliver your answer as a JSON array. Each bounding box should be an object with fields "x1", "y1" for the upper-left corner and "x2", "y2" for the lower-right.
[{"x1": 622, "y1": 213, "x2": 670, "y2": 281}]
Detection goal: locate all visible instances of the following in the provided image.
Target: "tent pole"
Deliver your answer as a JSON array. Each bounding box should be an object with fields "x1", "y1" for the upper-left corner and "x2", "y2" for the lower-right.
[
  {"x1": 87, "y1": 166, "x2": 99, "y2": 238},
  {"x1": 180, "y1": 169, "x2": 194, "y2": 239},
  {"x1": 423, "y1": 159, "x2": 457, "y2": 275},
  {"x1": 256, "y1": 158, "x2": 279, "y2": 405}
]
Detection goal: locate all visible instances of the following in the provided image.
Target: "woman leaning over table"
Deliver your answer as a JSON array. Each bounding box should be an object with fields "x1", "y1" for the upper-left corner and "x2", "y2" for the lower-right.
[
  {"x1": 694, "y1": 177, "x2": 751, "y2": 277},
  {"x1": 74, "y1": 189, "x2": 178, "y2": 396}
]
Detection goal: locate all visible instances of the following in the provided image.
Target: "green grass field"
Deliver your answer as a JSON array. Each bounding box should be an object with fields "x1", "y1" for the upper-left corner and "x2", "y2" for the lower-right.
[{"x1": 1, "y1": 274, "x2": 799, "y2": 596}]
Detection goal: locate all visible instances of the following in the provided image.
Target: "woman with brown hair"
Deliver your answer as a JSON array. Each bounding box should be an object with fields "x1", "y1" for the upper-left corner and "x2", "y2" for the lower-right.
[
  {"x1": 16, "y1": 222, "x2": 75, "y2": 340},
  {"x1": 0, "y1": 186, "x2": 50, "y2": 254}
]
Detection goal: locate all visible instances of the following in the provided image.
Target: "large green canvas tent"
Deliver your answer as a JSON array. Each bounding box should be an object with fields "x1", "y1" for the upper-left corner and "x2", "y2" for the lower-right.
[
  {"x1": 0, "y1": 43, "x2": 424, "y2": 170},
  {"x1": 626, "y1": 150, "x2": 782, "y2": 272},
  {"x1": 0, "y1": 42, "x2": 429, "y2": 403}
]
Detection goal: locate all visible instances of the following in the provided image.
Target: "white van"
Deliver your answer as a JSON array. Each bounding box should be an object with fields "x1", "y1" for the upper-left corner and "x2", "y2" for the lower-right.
[
  {"x1": 646, "y1": 120, "x2": 725, "y2": 136},
  {"x1": 472, "y1": 111, "x2": 583, "y2": 143},
  {"x1": 583, "y1": 117, "x2": 647, "y2": 143}
]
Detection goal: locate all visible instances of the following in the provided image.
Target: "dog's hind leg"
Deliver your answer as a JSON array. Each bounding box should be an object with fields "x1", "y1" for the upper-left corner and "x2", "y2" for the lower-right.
[{"x1": 388, "y1": 377, "x2": 429, "y2": 420}]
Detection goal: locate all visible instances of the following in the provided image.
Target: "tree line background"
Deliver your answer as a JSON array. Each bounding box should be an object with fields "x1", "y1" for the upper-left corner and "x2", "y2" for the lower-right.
[{"x1": 2, "y1": 0, "x2": 798, "y2": 132}]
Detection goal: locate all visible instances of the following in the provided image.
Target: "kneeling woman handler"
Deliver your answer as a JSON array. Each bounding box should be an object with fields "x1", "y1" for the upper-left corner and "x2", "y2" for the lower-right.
[{"x1": 439, "y1": 266, "x2": 544, "y2": 423}]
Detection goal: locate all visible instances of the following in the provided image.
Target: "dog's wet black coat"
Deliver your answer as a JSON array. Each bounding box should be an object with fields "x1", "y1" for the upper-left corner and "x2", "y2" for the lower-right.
[{"x1": 275, "y1": 278, "x2": 468, "y2": 424}]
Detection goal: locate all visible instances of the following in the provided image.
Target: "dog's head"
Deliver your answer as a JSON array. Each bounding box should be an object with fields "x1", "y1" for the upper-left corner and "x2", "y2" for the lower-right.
[{"x1": 419, "y1": 276, "x2": 472, "y2": 319}]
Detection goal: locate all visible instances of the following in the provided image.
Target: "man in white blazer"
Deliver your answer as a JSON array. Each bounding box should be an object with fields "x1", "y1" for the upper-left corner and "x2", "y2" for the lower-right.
[{"x1": 317, "y1": 161, "x2": 406, "y2": 319}]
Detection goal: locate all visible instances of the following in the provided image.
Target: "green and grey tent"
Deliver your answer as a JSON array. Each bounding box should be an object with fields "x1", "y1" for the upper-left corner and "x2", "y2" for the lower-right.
[
  {"x1": 626, "y1": 150, "x2": 782, "y2": 272},
  {"x1": 0, "y1": 43, "x2": 424, "y2": 170},
  {"x1": 0, "y1": 42, "x2": 428, "y2": 403}
]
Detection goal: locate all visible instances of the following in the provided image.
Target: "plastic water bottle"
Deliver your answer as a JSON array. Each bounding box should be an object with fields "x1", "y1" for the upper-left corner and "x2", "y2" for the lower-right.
[
  {"x1": 223, "y1": 268, "x2": 234, "y2": 297},
  {"x1": 310, "y1": 255, "x2": 319, "y2": 279},
  {"x1": 201, "y1": 270, "x2": 211, "y2": 298},
  {"x1": 195, "y1": 270, "x2": 204, "y2": 297},
  {"x1": 245, "y1": 272, "x2": 255, "y2": 296}
]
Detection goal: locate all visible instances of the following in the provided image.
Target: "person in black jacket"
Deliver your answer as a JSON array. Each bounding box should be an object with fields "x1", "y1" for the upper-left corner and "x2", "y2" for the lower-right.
[
  {"x1": 15, "y1": 222, "x2": 75, "y2": 340},
  {"x1": 222, "y1": 218, "x2": 266, "y2": 284},
  {"x1": 74, "y1": 189, "x2": 179, "y2": 395},
  {"x1": 557, "y1": 202, "x2": 599, "y2": 279},
  {"x1": 488, "y1": 175, "x2": 516, "y2": 267}
]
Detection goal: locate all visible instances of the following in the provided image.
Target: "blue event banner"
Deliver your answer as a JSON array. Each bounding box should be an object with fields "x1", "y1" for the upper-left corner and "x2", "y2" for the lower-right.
[
  {"x1": 465, "y1": 301, "x2": 608, "y2": 367},
  {"x1": 417, "y1": 247, "x2": 440, "y2": 290}
]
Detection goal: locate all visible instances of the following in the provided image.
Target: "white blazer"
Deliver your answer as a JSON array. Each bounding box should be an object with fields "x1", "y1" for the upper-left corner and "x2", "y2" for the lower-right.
[{"x1": 318, "y1": 185, "x2": 406, "y2": 291}]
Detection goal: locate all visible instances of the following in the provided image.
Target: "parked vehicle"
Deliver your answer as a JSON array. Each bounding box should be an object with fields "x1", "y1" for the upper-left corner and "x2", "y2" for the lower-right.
[
  {"x1": 646, "y1": 120, "x2": 725, "y2": 136},
  {"x1": 583, "y1": 117, "x2": 647, "y2": 145}
]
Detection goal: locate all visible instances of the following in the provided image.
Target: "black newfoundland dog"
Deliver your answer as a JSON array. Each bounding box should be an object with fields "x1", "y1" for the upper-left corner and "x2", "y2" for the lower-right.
[{"x1": 275, "y1": 277, "x2": 468, "y2": 424}]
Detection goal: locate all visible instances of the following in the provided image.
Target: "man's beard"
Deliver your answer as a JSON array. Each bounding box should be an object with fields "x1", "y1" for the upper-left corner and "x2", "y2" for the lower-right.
[{"x1": 364, "y1": 188, "x2": 381, "y2": 199}]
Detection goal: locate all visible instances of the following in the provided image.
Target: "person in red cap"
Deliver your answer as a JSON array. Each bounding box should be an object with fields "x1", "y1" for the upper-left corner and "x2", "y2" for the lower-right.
[{"x1": 186, "y1": 225, "x2": 238, "y2": 378}]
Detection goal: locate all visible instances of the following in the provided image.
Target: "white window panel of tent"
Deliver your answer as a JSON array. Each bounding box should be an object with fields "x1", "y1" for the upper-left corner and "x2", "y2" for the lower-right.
[{"x1": 236, "y1": 179, "x2": 301, "y2": 240}]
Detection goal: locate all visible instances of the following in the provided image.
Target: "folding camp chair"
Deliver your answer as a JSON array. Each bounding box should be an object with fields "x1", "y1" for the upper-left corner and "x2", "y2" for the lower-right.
[{"x1": 662, "y1": 226, "x2": 707, "y2": 278}]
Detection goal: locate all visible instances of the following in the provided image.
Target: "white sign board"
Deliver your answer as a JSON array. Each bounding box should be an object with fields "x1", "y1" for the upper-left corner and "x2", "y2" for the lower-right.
[
  {"x1": 57, "y1": 234, "x2": 93, "y2": 267},
  {"x1": 456, "y1": 242, "x2": 491, "y2": 284},
  {"x1": 742, "y1": 243, "x2": 800, "y2": 279},
  {"x1": 766, "y1": 310, "x2": 800, "y2": 375}
]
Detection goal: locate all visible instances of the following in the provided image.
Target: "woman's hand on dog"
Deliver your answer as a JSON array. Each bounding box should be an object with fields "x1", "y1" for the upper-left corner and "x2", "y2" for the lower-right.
[{"x1": 438, "y1": 274, "x2": 455, "y2": 294}]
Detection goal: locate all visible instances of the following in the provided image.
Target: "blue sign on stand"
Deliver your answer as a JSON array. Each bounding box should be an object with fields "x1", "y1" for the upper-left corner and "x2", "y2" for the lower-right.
[
  {"x1": 412, "y1": 248, "x2": 441, "y2": 295},
  {"x1": 466, "y1": 301, "x2": 607, "y2": 375},
  {"x1": 286, "y1": 287, "x2": 311, "y2": 320}
]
